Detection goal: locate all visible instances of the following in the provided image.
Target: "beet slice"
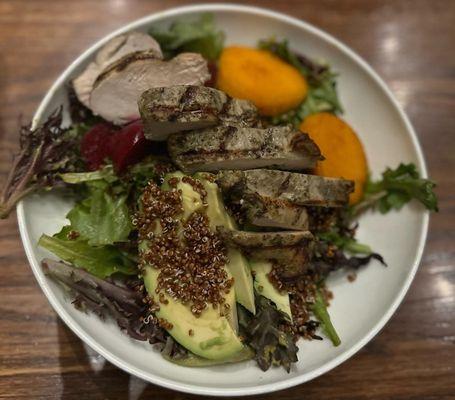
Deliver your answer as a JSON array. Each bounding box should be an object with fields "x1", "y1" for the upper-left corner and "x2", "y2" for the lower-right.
[
  {"x1": 109, "y1": 120, "x2": 150, "y2": 173},
  {"x1": 80, "y1": 123, "x2": 115, "y2": 171}
]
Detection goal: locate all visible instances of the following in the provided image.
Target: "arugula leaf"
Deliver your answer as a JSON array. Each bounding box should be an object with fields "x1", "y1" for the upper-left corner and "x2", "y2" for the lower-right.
[
  {"x1": 351, "y1": 163, "x2": 438, "y2": 216},
  {"x1": 66, "y1": 181, "x2": 132, "y2": 246},
  {"x1": 317, "y1": 231, "x2": 372, "y2": 255},
  {"x1": 149, "y1": 13, "x2": 225, "y2": 60},
  {"x1": 39, "y1": 227, "x2": 135, "y2": 278},
  {"x1": 259, "y1": 38, "x2": 343, "y2": 127},
  {"x1": 311, "y1": 290, "x2": 341, "y2": 346}
]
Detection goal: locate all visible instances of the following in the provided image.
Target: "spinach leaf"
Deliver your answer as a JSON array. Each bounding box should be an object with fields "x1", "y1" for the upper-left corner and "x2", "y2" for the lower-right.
[
  {"x1": 39, "y1": 227, "x2": 135, "y2": 278},
  {"x1": 149, "y1": 13, "x2": 225, "y2": 60},
  {"x1": 67, "y1": 181, "x2": 132, "y2": 246}
]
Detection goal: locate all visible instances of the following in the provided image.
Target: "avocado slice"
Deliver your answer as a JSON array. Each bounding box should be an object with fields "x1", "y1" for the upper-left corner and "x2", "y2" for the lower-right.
[
  {"x1": 163, "y1": 346, "x2": 254, "y2": 367},
  {"x1": 141, "y1": 172, "x2": 243, "y2": 360},
  {"x1": 161, "y1": 172, "x2": 238, "y2": 331},
  {"x1": 143, "y1": 268, "x2": 242, "y2": 360},
  {"x1": 195, "y1": 173, "x2": 256, "y2": 314},
  {"x1": 250, "y1": 259, "x2": 293, "y2": 321}
]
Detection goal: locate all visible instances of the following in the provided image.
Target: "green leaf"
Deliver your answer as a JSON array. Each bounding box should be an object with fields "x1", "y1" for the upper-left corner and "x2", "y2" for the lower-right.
[
  {"x1": 311, "y1": 290, "x2": 341, "y2": 346},
  {"x1": 238, "y1": 296, "x2": 298, "y2": 372},
  {"x1": 259, "y1": 37, "x2": 313, "y2": 77},
  {"x1": 149, "y1": 13, "x2": 225, "y2": 60},
  {"x1": 60, "y1": 164, "x2": 117, "y2": 184},
  {"x1": 39, "y1": 229, "x2": 135, "y2": 278},
  {"x1": 352, "y1": 163, "x2": 438, "y2": 216},
  {"x1": 317, "y1": 231, "x2": 372, "y2": 255},
  {"x1": 271, "y1": 72, "x2": 343, "y2": 127},
  {"x1": 66, "y1": 181, "x2": 132, "y2": 246}
]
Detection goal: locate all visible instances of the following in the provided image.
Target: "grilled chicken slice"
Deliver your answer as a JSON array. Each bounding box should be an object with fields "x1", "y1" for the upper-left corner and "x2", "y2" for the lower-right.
[
  {"x1": 242, "y1": 195, "x2": 309, "y2": 231},
  {"x1": 73, "y1": 32, "x2": 162, "y2": 108},
  {"x1": 138, "y1": 86, "x2": 259, "y2": 141},
  {"x1": 217, "y1": 227, "x2": 313, "y2": 247},
  {"x1": 217, "y1": 227, "x2": 314, "y2": 277},
  {"x1": 168, "y1": 125, "x2": 322, "y2": 173},
  {"x1": 217, "y1": 169, "x2": 354, "y2": 207},
  {"x1": 90, "y1": 52, "x2": 210, "y2": 124}
]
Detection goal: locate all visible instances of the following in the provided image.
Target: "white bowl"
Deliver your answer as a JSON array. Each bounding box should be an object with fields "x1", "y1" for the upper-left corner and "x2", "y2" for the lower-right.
[{"x1": 17, "y1": 3, "x2": 428, "y2": 396}]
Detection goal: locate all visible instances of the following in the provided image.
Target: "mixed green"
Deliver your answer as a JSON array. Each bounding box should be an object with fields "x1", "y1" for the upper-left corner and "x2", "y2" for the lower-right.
[{"x1": 1, "y1": 14, "x2": 437, "y2": 372}]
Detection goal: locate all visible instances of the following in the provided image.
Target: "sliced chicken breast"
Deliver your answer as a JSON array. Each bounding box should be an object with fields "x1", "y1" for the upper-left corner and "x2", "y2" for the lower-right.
[
  {"x1": 217, "y1": 169, "x2": 354, "y2": 207},
  {"x1": 217, "y1": 227, "x2": 313, "y2": 248},
  {"x1": 242, "y1": 196, "x2": 309, "y2": 231},
  {"x1": 168, "y1": 125, "x2": 322, "y2": 173},
  {"x1": 90, "y1": 52, "x2": 210, "y2": 124},
  {"x1": 138, "y1": 85, "x2": 259, "y2": 140},
  {"x1": 217, "y1": 227, "x2": 314, "y2": 277},
  {"x1": 73, "y1": 32, "x2": 162, "y2": 108}
]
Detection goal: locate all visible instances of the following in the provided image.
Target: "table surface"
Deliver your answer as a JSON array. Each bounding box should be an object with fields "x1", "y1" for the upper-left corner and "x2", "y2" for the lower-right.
[{"x1": 0, "y1": 0, "x2": 454, "y2": 399}]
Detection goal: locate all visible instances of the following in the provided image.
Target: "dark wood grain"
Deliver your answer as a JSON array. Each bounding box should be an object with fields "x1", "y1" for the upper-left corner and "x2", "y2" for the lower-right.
[{"x1": 0, "y1": 1, "x2": 454, "y2": 399}]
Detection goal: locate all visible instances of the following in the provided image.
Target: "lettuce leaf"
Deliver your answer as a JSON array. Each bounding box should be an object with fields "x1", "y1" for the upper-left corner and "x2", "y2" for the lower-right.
[
  {"x1": 60, "y1": 164, "x2": 117, "y2": 184},
  {"x1": 66, "y1": 181, "x2": 131, "y2": 246},
  {"x1": 39, "y1": 227, "x2": 135, "y2": 278},
  {"x1": 149, "y1": 13, "x2": 225, "y2": 60}
]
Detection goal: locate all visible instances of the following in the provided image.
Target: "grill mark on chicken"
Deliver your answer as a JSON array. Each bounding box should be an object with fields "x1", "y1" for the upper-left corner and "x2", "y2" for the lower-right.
[
  {"x1": 278, "y1": 174, "x2": 292, "y2": 194},
  {"x1": 94, "y1": 50, "x2": 159, "y2": 87},
  {"x1": 219, "y1": 97, "x2": 233, "y2": 116},
  {"x1": 180, "y1": 85, "x2": 198, "y2": 109}
]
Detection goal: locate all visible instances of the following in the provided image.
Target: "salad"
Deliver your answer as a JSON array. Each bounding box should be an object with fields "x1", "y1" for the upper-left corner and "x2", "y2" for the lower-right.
[{"x1": 0, "y1": 14, "x2": 438, "y2": 371}]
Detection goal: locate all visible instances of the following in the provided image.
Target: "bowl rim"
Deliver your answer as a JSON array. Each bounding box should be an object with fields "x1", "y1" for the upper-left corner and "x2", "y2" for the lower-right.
[{"x1": 16, "y1": 3, "x2": 429, "y2": 396}]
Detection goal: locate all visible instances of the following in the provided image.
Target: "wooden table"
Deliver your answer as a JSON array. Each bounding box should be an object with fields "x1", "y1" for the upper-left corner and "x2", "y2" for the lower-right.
[{"x1": 0, "y1": 1, "x2": 454, "y2": 398}]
